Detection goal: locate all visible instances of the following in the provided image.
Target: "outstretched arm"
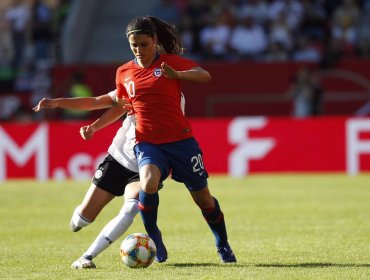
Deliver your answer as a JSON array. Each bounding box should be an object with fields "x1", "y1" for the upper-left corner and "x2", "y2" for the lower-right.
[
  {"x1": 33, "y1": 95, "x2": 115, "y2": 112},
  {"x1": 161, "y1": 63, "x2": 211, "y2": 83},
  {"x1": 80, "y1": 104, "x2": 127, "y2": 140}
]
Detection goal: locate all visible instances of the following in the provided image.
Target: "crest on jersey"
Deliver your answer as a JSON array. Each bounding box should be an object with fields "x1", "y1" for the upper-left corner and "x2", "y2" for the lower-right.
[
  {"x1": 153, "y1": 68, "x2": 162, "y2": 77},
  {"x1": 94, "y1": 169, "x2": 103, "y2": 179}
]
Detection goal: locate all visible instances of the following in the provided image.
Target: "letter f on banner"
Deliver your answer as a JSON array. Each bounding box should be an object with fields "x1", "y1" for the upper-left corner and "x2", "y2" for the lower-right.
[
  {"x1": 346, "y1": 119, "x2": 370, "y2": 175},
  {"x1": 228, "y1": 117, "x2": 275, "y2": 177}
]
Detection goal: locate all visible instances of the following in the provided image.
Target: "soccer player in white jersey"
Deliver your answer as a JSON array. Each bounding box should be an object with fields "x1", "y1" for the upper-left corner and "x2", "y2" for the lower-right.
[
  {"x1": 35, "y1": 90, "x2": 140, "y2": 269},
  {"x1": 34, "y1": 90, "x2": 185, "y2": 269}
]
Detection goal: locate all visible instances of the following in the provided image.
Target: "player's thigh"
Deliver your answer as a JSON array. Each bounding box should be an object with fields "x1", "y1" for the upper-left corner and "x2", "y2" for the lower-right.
[
  {"x1": 80, "y1": 183, "x2": 115, "y2": 220},
  {"x1": 166, "y1": 138, "x2": 209, "y2": 191},
  {"x1": 134, "y1": 142, "x2": 171, "y2": 183}
]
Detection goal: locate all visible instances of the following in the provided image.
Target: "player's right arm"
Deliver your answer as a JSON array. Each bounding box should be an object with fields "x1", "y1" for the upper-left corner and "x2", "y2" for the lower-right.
[
  {"x1": 80, "y1": 104, "x2": 127, "y2": 140},
  {"x1": 33, "y1": 95, "x2": 115, "y2": 112}
]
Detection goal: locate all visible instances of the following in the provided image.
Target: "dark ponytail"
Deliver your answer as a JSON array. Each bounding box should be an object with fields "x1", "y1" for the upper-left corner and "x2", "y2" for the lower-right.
[{"x1": 126, "y1": 16, "x2": 183, "y2": 55}]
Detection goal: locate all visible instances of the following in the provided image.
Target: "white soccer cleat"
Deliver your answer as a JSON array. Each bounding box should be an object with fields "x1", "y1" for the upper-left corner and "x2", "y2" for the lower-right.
[{"x1": 71, "y1": 256, "x2": 96, "y2": 269}]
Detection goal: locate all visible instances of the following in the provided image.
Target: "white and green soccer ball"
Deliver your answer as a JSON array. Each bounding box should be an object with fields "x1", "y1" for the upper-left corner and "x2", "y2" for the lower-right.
[{"x1": 120, "y1": 233, "x2": 156, "y2": 268}]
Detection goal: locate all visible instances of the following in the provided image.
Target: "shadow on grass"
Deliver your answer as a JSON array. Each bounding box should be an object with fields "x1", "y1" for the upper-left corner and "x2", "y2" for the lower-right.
[
  {"x1": 168, "y1": 262, "x2": 369, "y2": 268},
  {"x1": 168, "y1": 263, "x2": 241, "y2": 267},
  {"x1": 255, "y1": 263, "x2": 370, "y2": 268}
]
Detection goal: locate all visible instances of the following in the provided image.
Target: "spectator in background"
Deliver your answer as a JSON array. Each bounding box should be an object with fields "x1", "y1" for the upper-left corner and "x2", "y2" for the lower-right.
[
  {"x1": 289, "y1": 66, "x2": 322, "y2": 118},
  {"x1": 355, "y1": 36, "x2": 370, "y2": 58},
  {"x1": 53, "y1": 0, "x2": 71, "y2": 63},
  {"x1": 292, "y1": 36, "x2": 322, "y2": 62},
  {"x1": 30, "y1": 61, "x2": 51, "y2": 120},
  {"x1": 267, "y1": 10, "x2": 294, "y2": 53},
  {"x1": 330, "y1": 0, "x2": 360, "y2": 56},
  {"x1": 177, "y1": 16, "x2": 195, "y2": 57},
  {"x1": 5, "y1": 0, "x2": 31, "y2": 71},
  {"x1": 263, "y1": 40, "x2": 288, "y2": 62},
  {"x1": 0, "y1": 95, "x2": 21, "y2": 121},
  {"x1": 268, "y1": 0, "x2": 303, "y2": 31},
  {"x1": 199, "y1": 10, "x2": 232, "y2": 60},
  {"x1": 229, "y1": 15, "x2": 268, "y2": 60},
  {"x1": 30, "y1": 0, "x2": 53, "y2": 63},
  {"x1": 13, "y1": 62, "x2": 33, "y2": 92},
  {"x1": 150, "y1": 0, "x2": 181, "y2": 26},
  {"x1": 355, "y1": 9, "x2": 370, "y2": 58},
  {"x1": 182, "y1": 0, "x2": 210, "y2": 57},
  {"x1": 299, "y1": 0, "x2": 327, "y2": 42},
  {"x1": 62, "y1": 72, "x2": 93, "y2": 120},
  {"x1": 0, "y1": 12, "x2": 14, "y2": 69},
  {"x1": 235, "y1": 0, "x2": 269, "y2": 27},
  {"x1": 0, "y1": 12, "x2": 14, "y2": 92}
]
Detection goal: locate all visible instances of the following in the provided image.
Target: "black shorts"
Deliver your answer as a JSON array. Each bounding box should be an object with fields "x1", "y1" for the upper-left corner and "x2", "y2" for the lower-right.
[{"x1": 92, "y1": 154, "x2": 139, "y2": 196}]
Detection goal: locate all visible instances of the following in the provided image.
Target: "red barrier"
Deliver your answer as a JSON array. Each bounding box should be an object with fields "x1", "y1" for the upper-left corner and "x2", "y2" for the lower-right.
[
  {"x1": 52, "y1": 59, "x2": 370, "y2": 117},
  {"x1": 1, "y1": 116, "x2": 369, "y2": 181}
]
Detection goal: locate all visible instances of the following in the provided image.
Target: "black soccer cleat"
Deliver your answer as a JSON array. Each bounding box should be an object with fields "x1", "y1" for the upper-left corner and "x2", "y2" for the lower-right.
[
  {"x1": 149, "y1": 230, "x2": 168, "y2": 263},
  {"x1": 217, "y1": 243, "x2": 237, "y2": 263}
]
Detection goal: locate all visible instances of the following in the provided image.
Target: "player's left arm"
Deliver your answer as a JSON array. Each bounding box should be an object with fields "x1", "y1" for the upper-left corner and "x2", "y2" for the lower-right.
[
  {"x1": 161, "y1": 63, "x2": 211, "y2": 83},
  {"x1": 33, "y1": 94, "x2": 115, "y2": 112},
  {"x1": 80, "y1": 104, "x2": 127, "y2": 140}
]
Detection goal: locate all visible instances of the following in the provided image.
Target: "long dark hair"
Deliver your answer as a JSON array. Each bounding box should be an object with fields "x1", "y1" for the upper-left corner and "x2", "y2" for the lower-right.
[{"x1": 126, "y1": 16, "x2": 183, "y2": 55}]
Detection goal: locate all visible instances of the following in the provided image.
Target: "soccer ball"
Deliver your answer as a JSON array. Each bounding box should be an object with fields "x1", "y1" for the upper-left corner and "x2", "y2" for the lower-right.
[{"x1": 120, "y1": 233, "x2": 156, "y2": 268}]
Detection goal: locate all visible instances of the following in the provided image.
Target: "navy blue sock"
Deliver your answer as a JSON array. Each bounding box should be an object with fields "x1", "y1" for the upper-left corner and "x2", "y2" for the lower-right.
[
  {"x1": 201, "y1": 197, "x2": 228, "y2": 248},
  {"x1": 138, "y1": 190, "x2": 159, "y2": 236}
]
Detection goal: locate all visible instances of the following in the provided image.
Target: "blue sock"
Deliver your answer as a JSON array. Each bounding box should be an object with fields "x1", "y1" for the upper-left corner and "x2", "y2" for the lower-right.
[
  {"x1": 138, "y1": 190, "x2": 159, "y2": 236},
  {"x1": 201, "y1": 197, "x2": 228, "y2": 248}
]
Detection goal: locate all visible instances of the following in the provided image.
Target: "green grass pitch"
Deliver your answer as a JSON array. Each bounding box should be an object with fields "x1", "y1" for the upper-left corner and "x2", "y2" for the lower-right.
[{"x1": 0, "y1": 174, "x2": 369, "y2": 280}]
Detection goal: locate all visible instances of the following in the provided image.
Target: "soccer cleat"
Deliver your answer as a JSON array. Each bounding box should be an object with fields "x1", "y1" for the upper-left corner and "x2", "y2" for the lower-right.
[
  {"x1": 69, "y1": 218, "x2": 82, "y2": 232},
  {"x1": 149, "y1": 230, "x2": 168, "y2": 263},
  {"x1": 71, "y1": 256, "x2": 96, "y2": 269},
  {"x1": 217, "y1": 243, "x2": 237, "y2": 263}
]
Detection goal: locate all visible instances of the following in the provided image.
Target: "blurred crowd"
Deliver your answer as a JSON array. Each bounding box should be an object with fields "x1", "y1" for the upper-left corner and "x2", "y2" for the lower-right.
[
  {"x1": 0, "y1": 0, "x2": 70, "y2": 120},
  {"x1": 152, "y1": 0, "x2": 370, "y2": 64},
  {"x1": 0, "y1": 0, "x2": 369, "y2": 121}
]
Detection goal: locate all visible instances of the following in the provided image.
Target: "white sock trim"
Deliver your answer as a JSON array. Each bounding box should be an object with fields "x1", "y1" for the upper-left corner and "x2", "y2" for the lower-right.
[{"x1": 71, "y1": 205, "x2": 92, "y2": 228}]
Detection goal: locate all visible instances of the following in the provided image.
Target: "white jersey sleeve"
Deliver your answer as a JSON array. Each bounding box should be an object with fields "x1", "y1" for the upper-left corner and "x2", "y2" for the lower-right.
[{"x1": 107, "y1": 90, "x2": 138, "y2": 173}]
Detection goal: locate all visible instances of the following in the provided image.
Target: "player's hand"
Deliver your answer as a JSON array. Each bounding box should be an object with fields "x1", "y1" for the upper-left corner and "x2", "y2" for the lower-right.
[
  {"x1": 80, "y1": 125, "x2": 95, "y2": 140},
  {"x1": 116, "y1": 97, "x2": 135, "y2": 114},
  {"x1": 32, "y1": 98, "x2": 56, "y2": 112},
  {"x1": 123, "y1": 103, "x2": 135, "y2": 115},
  {"x1": 161, "y1": 62, "x2": 180, "y2": 79}
]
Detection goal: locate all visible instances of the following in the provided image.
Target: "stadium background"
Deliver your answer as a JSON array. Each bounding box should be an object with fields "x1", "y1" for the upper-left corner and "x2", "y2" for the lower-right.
[{"x1": 0, "y1": 0, "x2": 369, "y2": 180}]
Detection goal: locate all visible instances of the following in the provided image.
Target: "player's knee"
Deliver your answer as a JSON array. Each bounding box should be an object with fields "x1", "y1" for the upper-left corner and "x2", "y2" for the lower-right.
[
  {"x1": 140, "y1": 179, "x2": 160, "y2": 194},
  {"x1": 140, "y1": 165, "x2": 161, "y2": 193}
]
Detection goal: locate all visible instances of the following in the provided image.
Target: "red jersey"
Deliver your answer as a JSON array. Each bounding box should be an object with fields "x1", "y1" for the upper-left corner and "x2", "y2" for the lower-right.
[{"x1": 116, "y1": 54, "x2": 198, "y2": 144}]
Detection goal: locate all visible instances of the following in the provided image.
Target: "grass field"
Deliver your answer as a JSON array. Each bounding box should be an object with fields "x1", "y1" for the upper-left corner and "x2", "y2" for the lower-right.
[{"x1": 0, "y1": 174, "x2": 369, "y2": 280}]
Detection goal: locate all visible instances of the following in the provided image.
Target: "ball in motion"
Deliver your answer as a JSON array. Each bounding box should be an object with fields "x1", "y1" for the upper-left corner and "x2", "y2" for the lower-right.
[{"x1": 120, "y1": 233, "x2": 156, "y2": 268}]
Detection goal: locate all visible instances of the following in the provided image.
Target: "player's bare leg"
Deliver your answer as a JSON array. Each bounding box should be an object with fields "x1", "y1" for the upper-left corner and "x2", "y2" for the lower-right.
[
  {"x1": 70, "y1": 184, "x2": 115, "y2": 232},
  {"x1": 72, "y1": 182, "x2": 141, "y2": 269}
]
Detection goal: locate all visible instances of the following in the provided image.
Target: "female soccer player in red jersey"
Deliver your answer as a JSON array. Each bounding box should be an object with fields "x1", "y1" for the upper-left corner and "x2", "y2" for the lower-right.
[{"x1": 115, "y1": 16, "x2": 236, "y2": 263}]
